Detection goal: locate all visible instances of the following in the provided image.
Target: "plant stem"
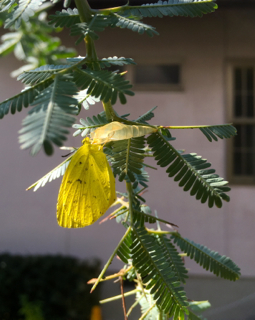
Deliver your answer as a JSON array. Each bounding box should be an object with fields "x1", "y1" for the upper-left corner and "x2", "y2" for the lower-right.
[
  {"x1": 120, "y1": 276, "x2": 128, "y2": 320},
  {"x1": 74, "y1": 0, "x2": 98, "y2": 63},
  {"x1": 90, "y1": 226, "x2": 131, "y2": 293},
  {"x1": 126, "y1": 181, "x2": 134, "y2": 228},
  {"x1": 100, "y1": 289, "x2": 138, "y2": 304},
  {"x1": 103, "y1": 100, "x2": 118, "y2": 121}
]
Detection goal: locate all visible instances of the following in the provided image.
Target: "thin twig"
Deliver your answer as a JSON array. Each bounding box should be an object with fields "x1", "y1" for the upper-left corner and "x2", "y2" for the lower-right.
[{"x1": 120, "y1": 276, "x2": 128, "y2": 320}]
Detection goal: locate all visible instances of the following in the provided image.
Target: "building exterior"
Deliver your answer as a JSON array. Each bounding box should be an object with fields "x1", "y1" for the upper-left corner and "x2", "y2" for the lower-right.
[{"x1": 0, "y1": 1, "x2": 255, "y2": 319}]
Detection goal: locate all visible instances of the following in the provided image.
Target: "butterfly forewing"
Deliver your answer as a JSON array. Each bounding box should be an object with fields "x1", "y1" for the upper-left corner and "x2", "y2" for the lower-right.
[{"x1": 57, "y1": 138, "x2": 116, "y2": 228}]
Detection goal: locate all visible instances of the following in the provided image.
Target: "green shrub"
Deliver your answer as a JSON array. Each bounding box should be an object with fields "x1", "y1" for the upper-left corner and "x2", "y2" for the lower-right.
[{"x1": 0, "y1": 253, "x2": 101, "y2": 320}]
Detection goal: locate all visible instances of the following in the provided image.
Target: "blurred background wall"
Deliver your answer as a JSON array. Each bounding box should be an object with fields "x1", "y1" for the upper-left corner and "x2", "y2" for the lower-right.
[{"x1": 0, "y1": 1, "x2": 255, "y2": 319}]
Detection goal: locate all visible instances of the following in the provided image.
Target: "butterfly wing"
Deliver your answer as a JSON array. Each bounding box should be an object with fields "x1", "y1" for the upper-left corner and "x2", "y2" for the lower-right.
[{"x1": 57, "y1": 138, "x2": 116, "y2": 228}]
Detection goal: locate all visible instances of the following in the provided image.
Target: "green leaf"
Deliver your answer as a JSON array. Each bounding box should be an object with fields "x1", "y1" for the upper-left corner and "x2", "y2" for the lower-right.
[
  {"x1": 131, "y1": 225, "x2": 189, "y2": 316},
  {"x1": 135, "y1": 106, "x2": 157, "y2": 124},
  {"x1": 147, "y1": 132, "x2": 231, "y2": 208},
  {"x1": 155, "y1": 234, "x2": 188, "y2": 283},
  {"x1": 75, "y1": 88, "x2": 100, "y2": 111},
  {"x1": 189, "y1": 300, "x2": 211, "y2": 313},
  {"x1": 19, "y1": 75, "x2": 78, "y2": 155},
  {"x1": 0, "y1": 0, "x2": 16, "y2": 12},
  {"x1": 70, "y1": 14, "x2": 115, "y2": 43},
  {"x1": 72, "y1": 112, "x2": 108, "y2": 137},
  {"x1": 0, "y1": 78, "x2": 53, "y2": 119},
  {"x1": 171, "y1": 232, "x2": 241, "y2": 281},
  {"x1": 99, "y1": 56, "x2": 136, "y2": 68},
  {"x1": 111, "y1": 12, "x2": 159, "y2": 37},
  {"x1": 188, "y1": 310, "x2": 208, "y2": 320},
  {"x1": 73, "y1": 68, "x2": 134, "y2": 105},
  {"x1": 110, "y1": 137, "x2": 146, "y2": 183},
  {"x1": 27, "y1": 154, "x2": 74, "y2": 191},
  {"x1": 4, "y1": 0, "x2": 44, "y2": 29},
  {"x1": 49, "y1": 8, "x2": 80, "y2": 28},
  {"x1": 17, "y1": 64, "x2": 71, "y2": 85},
  {"x1": 0, "y1": 31, "x2": 22, "y2": 56},
  {"x1": 136, "y1": 290, "x2": 168, "y2": 320},
  {"x1": 118, "y1": 0, "x2": 217, "y2": 19},
  {"x1": 199, "y1": 125, "x2": 237, "y2": 142}
]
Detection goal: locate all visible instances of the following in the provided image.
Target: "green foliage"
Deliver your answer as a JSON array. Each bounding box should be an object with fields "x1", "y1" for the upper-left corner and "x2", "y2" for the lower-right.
[
  {"x1": 19, "y1": 296, "x2": 44, "y2": 320},
  {"x1": 4, "y1": 0, "x2": 41, "y2": 29},
  {"x1": 17, "y1": 65, "x2": 71, "y2": 85},
  {"x1": 199, "y1": 124, "x2": 237, "y2": 142},
  {"x1": 117, "y1": 0, "x2": 218, "y2": 18},
  {"x1": 171, "y1": 232, "x2": 241, "y2": 281},
  {"x1": 72, "y1": 68, "x2": 134, "y2": 104},
  {"x1": 131, "y1": 225, "x2": 189, "y2": 317},
  {"x1": 0, "y1": 11, "x2": 76, "y2": 74},
  {"x1": 0, "y1": 253, "x2": 101, "y2": 320},
  {"x1": 147, "y1": 132, "x2": 230, "y2": 208},
  {"x1": 155, "y1": 234, "x2": 188, "y2": 284},
  {"x1": 0, "y1": 78, "x2": 53, "y2": 119},
  {"x1": 19, "y1": 75, "x2": 78, "y2": 155},
  {"x1": 110, "y1": 137, "x2": 146, "y2": 182},
  {"x1": 0, "y1": 0, "x2": 241, "y2": 319},
  {"x1": 49, "y1": 8, "x2": 80, "y2": 28}
]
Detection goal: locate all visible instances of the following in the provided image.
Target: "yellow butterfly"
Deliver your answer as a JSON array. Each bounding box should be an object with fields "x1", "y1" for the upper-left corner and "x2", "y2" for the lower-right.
[{"x1": 57, "y1": 137, "x2": 116, "y2": 228}]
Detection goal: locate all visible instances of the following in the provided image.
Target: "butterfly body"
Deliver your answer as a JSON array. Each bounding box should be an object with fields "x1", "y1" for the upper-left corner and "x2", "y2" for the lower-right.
[{"x1": 57, "y1": 137, "x2": 116, "y2": 228}]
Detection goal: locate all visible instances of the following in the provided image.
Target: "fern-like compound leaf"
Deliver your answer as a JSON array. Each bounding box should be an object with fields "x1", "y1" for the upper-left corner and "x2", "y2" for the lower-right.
[
  {"x1": 135, "y1": 106, "x2": 157, "y2": 124},
  {"x1": 118, "y1": 0, "x2": 217, "y2": 19},
  {"x1": 155, "y1": 234, "x2": 188, "y2": 283},
  {"x1": 199, "y1": 124, "x2": 237, "y2": 142},
  {"x1": 147, "y1": 132, "x2": 231, "y2": 208},
  {"x1": 19, "y1": 106, "x2": 75, "y2": 155},
  {"x1": 99, "y1": 56, "x2": 136, "y2": 68},
  {"x1": 17, "y1": 65, "x2": 70, "y2": 85},
  {"x1": 70, "y1": 14, "x2": 115, "y2": 43},
  {"x1": 0, "y1": 31, "x2": 22, "y2": 56},
  {"x1": 117, "y1": 227, "x2": 132, "y2": 263},
  {"x1": 27, "y1": 155, "x2": 74, "y2": 191},
  {"x1": 0, "y1": 79, "x2": 53, "y2": 119},
  {"x1": 136, "y1": 290, "x2": 168, "y2": 320},
  {"x1": 48, "y1": 8, "x2": 80, "y2": 28},
  {"x1": 112, "y1": 12, "x2": 159, "y2": 37},
  {"x1": 171, "y1": 232, "x2": 241, "y2": 281},
  {"x1": 19, "y1": 75, "x2": 78, "y2": 155},
  {"x1": 5, "y1": 0, "x2": 44, "y2": 29},
  {"x1": 72, "y1": 113, "x2": 108, "y2": 137},
  {"x1": 188, "y1": 310, "x2": 207, "y2": 320},
  {"x1": 131, "y1": 225, "x2": 189, "y2": 317},
  {"x1": 110, "y1": 137, "x2": 146, "y2": 183},
  {"x1": 73, "y1": 68, "x2": 134, "y2": 105},
  {"x1": 0, "y1": 0, "x2": 16, "y2": 12},
  {"x1": 75, "y1": 88, "x2": 100, "y2": 111}
]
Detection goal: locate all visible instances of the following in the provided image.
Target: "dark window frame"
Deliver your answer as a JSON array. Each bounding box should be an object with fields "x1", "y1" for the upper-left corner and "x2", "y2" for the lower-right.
[
  {"x1": 125, "y1": 60, "x2": 184, "y2": 92},
  {"x1": 226, "y1": 61, "x2": 255, "y2": 185}
]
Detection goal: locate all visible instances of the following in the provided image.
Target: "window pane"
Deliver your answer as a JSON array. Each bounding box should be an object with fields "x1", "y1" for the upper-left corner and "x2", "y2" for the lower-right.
[
  {"x1": 246, "y1": 125, "x2": 253, "y2": 148},
  {"x1": 234, "y1": 124, "x2": 242, "y2": 147},
  {"x1": 246, "y1": 94, "x2": 254, "y2": 117},
  {"x1": 231, "y1": 66, "x2": 255, "y2": 182},
  {"x1": 234, "y1": 68, "x2": 242, "y2": 90},
  {"x1": 233, "y1": 152, "x2": 242, "y2": 175},
  {"x1": 234, "y1": 94, "x2": 242, "y2": 117},
  {"x1": 135, "y1": 65, "x2": 180, "y2": 85},
  {"x1": 246, "y1": 68, "x2": 253, "y2": 91},
  {"x1": 245, "y1": 152, "x2": 254, "y2": 175}
]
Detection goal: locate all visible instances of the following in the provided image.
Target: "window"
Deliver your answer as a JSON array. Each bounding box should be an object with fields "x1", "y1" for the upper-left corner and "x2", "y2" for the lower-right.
[
  {"x1": 125, "y1": 62, "x2": 183, "y2": 91},
  {"x1": 227, "y1": 63, "x2": 255, "y2": 184}
]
